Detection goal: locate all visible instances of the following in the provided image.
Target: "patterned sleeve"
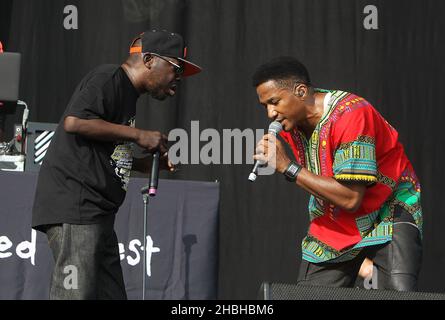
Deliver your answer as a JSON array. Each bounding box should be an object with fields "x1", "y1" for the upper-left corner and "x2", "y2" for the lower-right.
[{"x1": 330, "y1": 106, "x2": 378, "y2": 185}]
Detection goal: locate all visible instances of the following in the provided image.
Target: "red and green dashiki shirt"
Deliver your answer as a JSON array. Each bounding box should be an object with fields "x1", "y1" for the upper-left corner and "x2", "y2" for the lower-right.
[{"x1": 280, "y1": 89, "x2": 422, "y2": 263}]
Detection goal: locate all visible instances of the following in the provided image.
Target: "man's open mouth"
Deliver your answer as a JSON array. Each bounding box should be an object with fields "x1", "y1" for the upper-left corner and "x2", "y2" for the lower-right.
[{"x1": 167, "y1": 84, "x2": 177, "y2": 96}]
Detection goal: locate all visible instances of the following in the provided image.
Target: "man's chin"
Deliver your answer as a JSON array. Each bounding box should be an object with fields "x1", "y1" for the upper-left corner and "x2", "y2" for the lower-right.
[{"x1": 282, "y1": 121, "x2": 295, "y2": 132}]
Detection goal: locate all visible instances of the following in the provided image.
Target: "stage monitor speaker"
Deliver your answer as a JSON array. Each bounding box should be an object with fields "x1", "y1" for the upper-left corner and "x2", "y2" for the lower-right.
[
  {"x1": 259, "y1": 282, "x2": 445, "y2": 300},
  {"x1": 25, "y1": 122, "x2": 58, "y2": 172}
]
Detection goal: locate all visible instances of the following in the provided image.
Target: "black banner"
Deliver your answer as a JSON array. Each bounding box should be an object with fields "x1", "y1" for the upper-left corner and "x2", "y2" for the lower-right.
[{"x1": 0, "y1": 171, "x2": 219, "y2": 300}]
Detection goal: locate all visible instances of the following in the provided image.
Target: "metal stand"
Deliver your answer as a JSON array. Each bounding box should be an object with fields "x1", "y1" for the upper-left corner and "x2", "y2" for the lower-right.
[
  {"x1": 141, "y1": 184, "x2": 150, "y2": 300},
  {"x1": 140, "y1": 164, "x2": 159, "y2": 300}
]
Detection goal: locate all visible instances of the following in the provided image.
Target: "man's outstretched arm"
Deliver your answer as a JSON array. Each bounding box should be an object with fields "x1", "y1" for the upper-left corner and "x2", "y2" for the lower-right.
[{"x1": 64, "y1": 116, "x2": 168, "y2": 154}]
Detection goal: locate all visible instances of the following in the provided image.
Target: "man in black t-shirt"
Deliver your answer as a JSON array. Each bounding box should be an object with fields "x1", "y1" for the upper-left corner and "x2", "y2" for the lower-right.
[{"x1": 32, "y1": 30, "x2": 202, "y2": 300}]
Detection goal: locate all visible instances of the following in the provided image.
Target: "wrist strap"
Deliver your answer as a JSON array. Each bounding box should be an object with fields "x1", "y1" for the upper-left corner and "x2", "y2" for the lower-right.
[{"x1": 283, "y1": 161, "x2": 302, "y2": 182}]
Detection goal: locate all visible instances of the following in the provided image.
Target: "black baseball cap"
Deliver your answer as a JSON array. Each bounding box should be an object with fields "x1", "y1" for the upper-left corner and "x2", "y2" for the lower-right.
[{"x1": 129, "y1": 29, "x2": 202, "y2": 77}]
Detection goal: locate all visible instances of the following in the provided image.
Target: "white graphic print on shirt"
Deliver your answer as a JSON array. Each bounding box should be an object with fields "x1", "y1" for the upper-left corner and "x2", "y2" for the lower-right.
[{"x1": 110, "y1": 117, "x2": 135, "y2": 191}]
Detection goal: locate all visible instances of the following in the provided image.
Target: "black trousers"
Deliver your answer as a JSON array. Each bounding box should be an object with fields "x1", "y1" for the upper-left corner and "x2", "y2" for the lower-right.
[
  {"x1": 297, "y1": 205, "x2": 423, "y2": 291},
  {"x1": 44, "y1": 215, "x2": 127, "y2": 300}
]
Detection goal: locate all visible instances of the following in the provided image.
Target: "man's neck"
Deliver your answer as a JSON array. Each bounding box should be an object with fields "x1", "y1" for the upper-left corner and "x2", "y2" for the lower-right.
[
  {"x1": 121, "y1": 63, "x2": 144, "y2": 94},
  {"x1": 299, "y1": 92, "x2": 327, "y2": 138}
]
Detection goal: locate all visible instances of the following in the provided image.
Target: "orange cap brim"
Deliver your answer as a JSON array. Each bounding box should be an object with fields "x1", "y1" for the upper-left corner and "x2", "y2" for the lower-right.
[{"x1": 130, "y1": 46, "x2": 142, "y2": 54}]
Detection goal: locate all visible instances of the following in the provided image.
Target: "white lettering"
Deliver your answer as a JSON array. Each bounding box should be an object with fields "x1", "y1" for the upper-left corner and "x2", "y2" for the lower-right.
[
  {"x1": 363, "y1": 5, "x2": 378, "y2": 30},
  {"x1": 63, "y1": 265, "x2": 78, "y2": 289},
  {"x1": 0, "y1": 236, "x2": 13, "y2": 258},
  {"x1": 15, "y1": 229, "x2": 36, "y2": 265},
  {"x1": 63, "y1": 5, "x2": 79, "y2": 30},
  {"x1": 127, "y1": 239, "x2": 142, "y2": 266}
]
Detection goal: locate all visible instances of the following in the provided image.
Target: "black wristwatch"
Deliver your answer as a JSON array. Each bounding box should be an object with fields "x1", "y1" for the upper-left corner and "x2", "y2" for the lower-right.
[{"x1": 283, "y1": 161, "x2": 302, "y2": 182}]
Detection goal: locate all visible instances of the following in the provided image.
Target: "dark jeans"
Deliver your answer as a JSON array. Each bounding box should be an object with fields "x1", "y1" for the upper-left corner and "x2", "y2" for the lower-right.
[
  {"x1": 297, "y1": 205, "x2": 423, "y2": 291},
  {"x1": 44, "y1": 215, "x2": 127, "y2": 300}
]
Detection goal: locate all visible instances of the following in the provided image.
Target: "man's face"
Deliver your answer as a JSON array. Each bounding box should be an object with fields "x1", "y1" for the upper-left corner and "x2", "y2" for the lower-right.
[
  {"x1": 256, "y1": 80, "x2": 304, "y2": 132},
  {"x1": 144, "y1": 55, "x2": 182, "y2": 100}
]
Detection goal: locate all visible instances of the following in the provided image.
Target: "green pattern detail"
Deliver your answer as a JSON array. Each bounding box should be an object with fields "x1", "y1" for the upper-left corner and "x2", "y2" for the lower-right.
[
  {"x1": 333, "y1": 137, "x2": 377, "y2": 177},
  {"x1": 308, "y1": 197, "x2": 325, "y2": 221},
  {"x1": 377, "y1": 171, "x2": 397, "y2": 189},
  {"x1": 302, "y1": 177, "x2": 422, "y2": 264},
  {"x1": 337, "y1": 136, "x2": 375, "y2": 150},
  {"x1": 355, "y1": 210, "x2": 380, "y2": 236}
]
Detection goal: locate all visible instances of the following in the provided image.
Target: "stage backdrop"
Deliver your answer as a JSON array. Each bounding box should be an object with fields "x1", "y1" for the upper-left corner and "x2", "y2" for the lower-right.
[
  {"x1": 0, "y1": 171, "x2": 219, "y2": 300},
  {"x1": 1, "y1": 0, "x2": 445, "y2": 298}
]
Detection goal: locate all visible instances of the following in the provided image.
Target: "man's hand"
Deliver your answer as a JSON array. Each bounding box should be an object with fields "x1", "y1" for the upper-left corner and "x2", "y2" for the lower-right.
[
  {"x1": 133, "y1": 152, "x2": 177, "y2": 174},
  {"x1": 160, "y1": 152, "x2": 177, "y2": 172},
  {"x1": 253, "y1": 134, "x2": 291, "y2": 173},
  {"x1": 135, "y1": 130, "x2": 168, "y2": 155}
]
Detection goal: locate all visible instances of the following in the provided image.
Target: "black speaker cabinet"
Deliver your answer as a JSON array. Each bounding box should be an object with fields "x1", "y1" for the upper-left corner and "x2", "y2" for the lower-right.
[
  {"x1": 259, "y1": 282, "x2": 445, "y2": 300},
  {"x1": 25, "y1": 122, "x2": 58, "y2": 172}
]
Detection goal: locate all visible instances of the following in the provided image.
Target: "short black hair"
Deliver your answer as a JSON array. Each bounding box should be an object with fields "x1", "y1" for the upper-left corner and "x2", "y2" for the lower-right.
[{"x1": 252, "y1": 56, "x2": 311, "y2": 89}]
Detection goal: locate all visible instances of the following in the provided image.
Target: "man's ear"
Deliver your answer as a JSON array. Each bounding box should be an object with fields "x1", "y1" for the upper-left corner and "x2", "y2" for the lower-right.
[
  {"x1": 293, "y1": 83, "x2": 306, "y2": 98},
  {"x1": 143, "y1": 53, "x2": 154, "y2": 67}
]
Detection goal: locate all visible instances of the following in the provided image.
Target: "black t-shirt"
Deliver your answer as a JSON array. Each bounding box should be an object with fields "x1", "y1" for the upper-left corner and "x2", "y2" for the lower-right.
[{"x1": 32, "y1": 65, "x2": 139, "y2": 230}]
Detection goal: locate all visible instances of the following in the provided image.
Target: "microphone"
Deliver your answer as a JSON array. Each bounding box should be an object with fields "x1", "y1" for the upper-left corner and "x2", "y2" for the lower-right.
[
  {"x1": 248, "y1": 121, "x2": 283, "y2": 182},
  {"x1": 149, "y1": 151, "x2": 160, "y2": 196}
]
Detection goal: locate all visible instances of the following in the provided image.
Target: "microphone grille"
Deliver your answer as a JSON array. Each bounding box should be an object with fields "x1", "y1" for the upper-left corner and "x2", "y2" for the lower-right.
[{"x1": 268, "y1": 121, "x2": 283, "y2": 136}]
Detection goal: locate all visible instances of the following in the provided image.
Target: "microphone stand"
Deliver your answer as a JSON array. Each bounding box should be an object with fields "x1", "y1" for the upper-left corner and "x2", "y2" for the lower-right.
[
  {"x1": 140, "y1": 182, "x2": 151, "y2": 300},
  {"x1": 140, "y1": 151, "x2": 160, "y2": 300}
]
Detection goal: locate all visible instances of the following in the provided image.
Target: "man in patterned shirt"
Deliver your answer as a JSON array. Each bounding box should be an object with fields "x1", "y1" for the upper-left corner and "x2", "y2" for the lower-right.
[{"x1": 253, "y1": 56, "x2": 422, "y2": 291}]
